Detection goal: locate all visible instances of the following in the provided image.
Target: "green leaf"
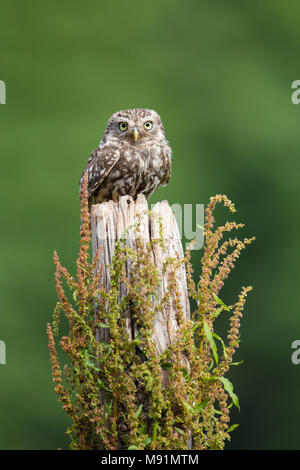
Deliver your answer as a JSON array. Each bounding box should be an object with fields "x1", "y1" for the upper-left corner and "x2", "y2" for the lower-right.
[
  {"x1": 181, "y1": 367, "x2": 190, "y2": 381},
  {"x1": 84, "y1": 355, "x2": 100, "y2": 372},
  {"x1": 97, "y1": 378, "x2": 110, "y2": 392},
  {"x1": 97, "y1": 322, "x2": 109, "y2": 328},
  {"x1": 140, "y1": 423, "x2": 147, "y2": 434},
  {"x1": 130, "y1": 338, "x2": 142, "y2": 347},
  {"x1": 228, "y1": 424, "x2": 239, "y2": 433},
  {"x1": 104, "y1": 400, "x2": 113, "y2": 421},
  {"x1": 182, "y1": 400, "x2": 194, "y2": 414},
  {"x1": 219, "y1": 377, "x2": 240, "y2": 411},
  {"x1": 136, "y1": 404, "x2": 143, "y2": 418},
  {"x1": 194, "y1": 399, "x2": 209, "y2": 412},
  {"x1": 160, "y1": 361, "x2": 173, "y2": 370},
  {"x1": 203, "y1": 321, "x2": 218, "y2": 365},
  {"x1": 212, "y1": 293, "x2": 230, "y2": 311},
  {"x1": 230, "y1": 360, "x2": 244, "y2": 366},
  {"x1": 174, "y1": 427, "x2": 186, "y2": 435},
  {"x1": 192, "y1": 321, "x2": 202, "y2": 332},
  {"x1": 103, "y1": 346, "x2": 112, "y2": 360},
  {"x1": 128, "y1": 445, "x2": 138, "y2": 450},
  {"x1": 211, "y1": 307, "x2": 223, "y2": 319},
  {"x1": 213, "y1": 332, "x2": 228, "y2": 360},
  {"x1": 143, "y1": 437, "x2": 152, "y2": 447}
]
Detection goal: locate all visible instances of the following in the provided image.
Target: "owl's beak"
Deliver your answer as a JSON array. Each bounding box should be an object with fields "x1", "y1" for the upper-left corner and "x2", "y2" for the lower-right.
[{"x1": 133, "y1": 127, "x2": 139, "y2": 142}]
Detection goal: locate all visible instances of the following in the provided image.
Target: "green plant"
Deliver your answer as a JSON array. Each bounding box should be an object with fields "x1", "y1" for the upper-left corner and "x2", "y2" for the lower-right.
[{"x1": 47, "y1": 173, "x2": 254, "y2": 450}]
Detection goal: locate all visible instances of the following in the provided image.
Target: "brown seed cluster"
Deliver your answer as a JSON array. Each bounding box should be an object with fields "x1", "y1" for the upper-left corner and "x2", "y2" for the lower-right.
[{"x1": 47, "y1": 179, "x2": 254, "y2": 450}]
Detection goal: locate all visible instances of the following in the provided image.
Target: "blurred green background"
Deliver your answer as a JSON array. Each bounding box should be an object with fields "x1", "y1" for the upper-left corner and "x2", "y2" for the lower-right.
[{"x1": 1, "y1": 0, "x2": 300, "y2": 450}]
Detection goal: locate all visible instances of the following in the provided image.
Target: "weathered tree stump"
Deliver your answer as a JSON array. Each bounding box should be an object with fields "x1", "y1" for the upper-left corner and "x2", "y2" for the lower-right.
[{"x1": 91, "y1": 194, "x2": 190, "y2": 357}]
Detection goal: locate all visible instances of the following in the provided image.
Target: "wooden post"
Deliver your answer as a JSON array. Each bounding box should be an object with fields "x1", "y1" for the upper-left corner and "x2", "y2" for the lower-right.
[{"x1": 91, "y1": 194, "x2": 190, "y2": 359}]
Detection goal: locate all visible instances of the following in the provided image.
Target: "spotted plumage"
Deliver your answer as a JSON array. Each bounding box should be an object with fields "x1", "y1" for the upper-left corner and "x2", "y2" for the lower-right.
[{"x1": 81, "y1": 109, "x2": 172, "y2": 206}]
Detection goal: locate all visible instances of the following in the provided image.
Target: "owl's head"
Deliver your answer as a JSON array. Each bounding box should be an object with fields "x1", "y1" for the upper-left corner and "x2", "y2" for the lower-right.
[{"x1": 101, "y1": 108, "x2": 167, "y2": 146}]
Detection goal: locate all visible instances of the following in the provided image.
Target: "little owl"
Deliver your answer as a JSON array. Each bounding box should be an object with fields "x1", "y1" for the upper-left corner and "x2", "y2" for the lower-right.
[{"x1": 81, "y1": 108, "x2": 172, "y2": 206}]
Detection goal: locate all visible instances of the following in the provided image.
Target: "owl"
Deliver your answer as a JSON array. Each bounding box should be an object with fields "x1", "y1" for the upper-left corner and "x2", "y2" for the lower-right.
[{"x1": 81, "y1": 108, "x2": 172, "y2": 206}]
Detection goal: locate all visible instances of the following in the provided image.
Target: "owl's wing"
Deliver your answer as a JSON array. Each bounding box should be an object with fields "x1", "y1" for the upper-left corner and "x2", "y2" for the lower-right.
[
  {"x1": 160, "y1": 149, "x2": 172, "y2": 187},
  {"x1": 80, "y1": 145, "x2": 121, "y2": 198}
]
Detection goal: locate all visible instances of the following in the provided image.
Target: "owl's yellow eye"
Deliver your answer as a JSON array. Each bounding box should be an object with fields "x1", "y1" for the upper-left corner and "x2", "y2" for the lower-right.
[
  {"x1": 144, "y1": 121, "x2": 153, "y2": 130},
  {"x1": 119, "y1": 122, "x2": 128, "y2": 131}
]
